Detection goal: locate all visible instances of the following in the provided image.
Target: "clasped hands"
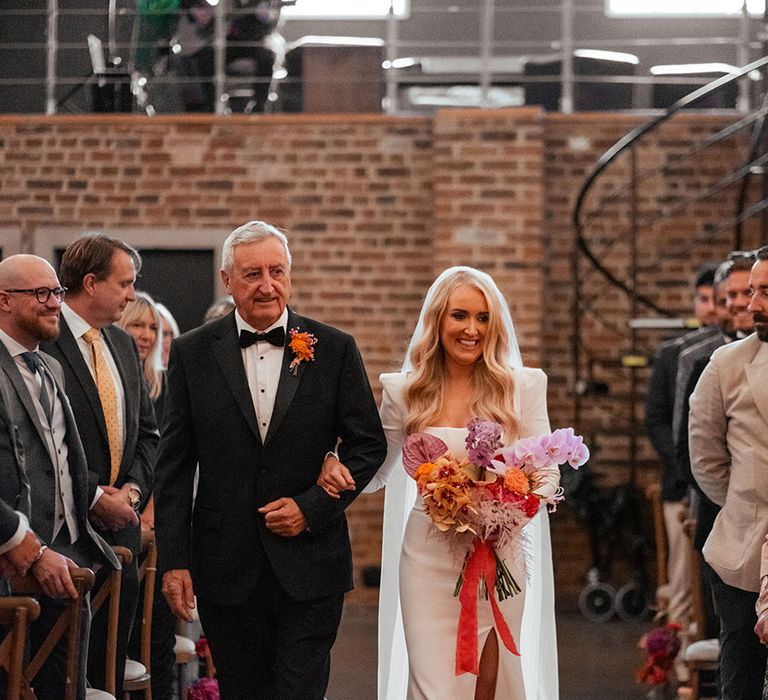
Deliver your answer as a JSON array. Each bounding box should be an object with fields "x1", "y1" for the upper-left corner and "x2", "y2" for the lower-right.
[{"x1": 90, "y1": 483, "x2": 140, "y2": 531}]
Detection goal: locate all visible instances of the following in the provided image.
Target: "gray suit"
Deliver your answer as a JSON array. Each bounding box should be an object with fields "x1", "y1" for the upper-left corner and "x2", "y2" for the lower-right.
[
  {"x1": 0, "y1": 341, "x2": 118, "y2": 700},
  {"x1": 0, "y1": 342, "x2": 117, "y2": 569}
]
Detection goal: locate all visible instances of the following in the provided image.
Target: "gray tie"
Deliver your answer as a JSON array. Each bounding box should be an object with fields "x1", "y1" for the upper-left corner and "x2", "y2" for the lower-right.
[{"x1": 20, "y1": 351, "x2": 53, "y2": 425}]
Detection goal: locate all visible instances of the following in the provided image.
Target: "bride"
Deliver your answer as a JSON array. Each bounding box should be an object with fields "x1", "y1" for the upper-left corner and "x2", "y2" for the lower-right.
[{"x1": 320, "y1": 266, "x2": 559, "y2": 699}]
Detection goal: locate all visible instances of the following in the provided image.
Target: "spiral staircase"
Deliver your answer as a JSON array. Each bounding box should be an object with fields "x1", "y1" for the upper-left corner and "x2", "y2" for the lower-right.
[{"x1": 568, "y1": 54, "x2": 768, "y2": 621}]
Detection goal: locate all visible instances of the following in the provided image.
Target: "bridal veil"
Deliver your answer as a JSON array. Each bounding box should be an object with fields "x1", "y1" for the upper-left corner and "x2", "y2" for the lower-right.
[{"x1": 364, "y1": 266, "x2": 559, "y2": 699}]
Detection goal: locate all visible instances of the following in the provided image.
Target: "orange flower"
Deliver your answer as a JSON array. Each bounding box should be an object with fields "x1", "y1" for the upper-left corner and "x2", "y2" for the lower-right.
[
  {"x1": 503, "y1": 467, "x2": 531, "y2": 496},
  {"x1": 288, "y1": 328, "x2": 317, "y2": 375}
]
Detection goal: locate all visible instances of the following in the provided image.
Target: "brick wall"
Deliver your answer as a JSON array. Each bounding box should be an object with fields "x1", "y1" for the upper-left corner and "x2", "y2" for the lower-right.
[{"x1": 0, "y1": 109, "x2": 752, "y2": 604}]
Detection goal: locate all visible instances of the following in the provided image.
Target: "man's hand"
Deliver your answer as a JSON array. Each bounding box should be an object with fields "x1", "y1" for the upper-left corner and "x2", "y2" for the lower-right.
[
  {"x1": 258, "y1": 498, "x2": 307, "y2": 536},
  {"x1": 317, "y1": 455, "x2": 356, "y2": 499},
  {"x1": 0, "y1": 530, "x2": 42, "y2": 578},
  {"x1": 31, "y1": 548, "x2": 78, "y2": 599},
  {"x1": 162, "y1": 569, "x2": 195, "y2": 622},
  {"x1": 756, "y1": 609, "x2": 768, "y2": 645},
  {"x1": 91, "y1": 484, "x2": 139, "y2": 531}
]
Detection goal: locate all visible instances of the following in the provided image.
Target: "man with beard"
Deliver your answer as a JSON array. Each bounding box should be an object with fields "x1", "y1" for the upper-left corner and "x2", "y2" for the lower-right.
[
  {"x1": 689, "y1": 245, "x2": 768, "y2": 699},
  {"x1": 0, "y1": 255, "x2": 119, "y2": 699}
]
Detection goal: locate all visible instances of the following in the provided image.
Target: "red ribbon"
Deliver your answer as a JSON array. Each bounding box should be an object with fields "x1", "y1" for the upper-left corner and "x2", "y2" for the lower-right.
[{"x1": 455, "y1": 538, "x2": 519, "y2": 676}]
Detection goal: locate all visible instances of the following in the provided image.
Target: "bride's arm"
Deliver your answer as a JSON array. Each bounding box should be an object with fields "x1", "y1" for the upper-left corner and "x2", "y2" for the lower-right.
[
  {"x1": 362, "y1": 375, "x2": 407, "y2": 493},
  {"x1": 519, "y1": 368, "x2": 561, "y2": 499}
]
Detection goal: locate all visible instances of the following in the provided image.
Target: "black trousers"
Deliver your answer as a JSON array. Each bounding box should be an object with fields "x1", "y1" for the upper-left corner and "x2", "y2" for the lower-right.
[
  {"x1": 197, "y1": 564, "x2": 344, "y2": 700},
  {"x1": 711, "y1": 571, "x2": 767, "y2": 700}
]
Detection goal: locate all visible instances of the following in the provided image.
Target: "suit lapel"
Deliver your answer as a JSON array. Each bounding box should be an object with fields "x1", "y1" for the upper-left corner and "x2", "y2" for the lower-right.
[
  {"x1": 746, "y1": 338, "x2": 768, "y2": 427},
  {"x1": 212, "y1": 315, "x2": 262, "y2": 444},
  {"x1": 56, "y1": 318, "x2": 109, "y2": 445},
  {"x1": 0, "y1": 343, "x2": 49, "y2": 449},
  {"x1": 265, "y1": 309, "x2": 306, "y2": 445}
]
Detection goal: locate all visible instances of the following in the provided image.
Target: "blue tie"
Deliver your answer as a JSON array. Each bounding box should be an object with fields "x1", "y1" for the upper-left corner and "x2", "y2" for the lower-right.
[{"x1": 20, "y1": 351, "x2": 53, "y2": 425}]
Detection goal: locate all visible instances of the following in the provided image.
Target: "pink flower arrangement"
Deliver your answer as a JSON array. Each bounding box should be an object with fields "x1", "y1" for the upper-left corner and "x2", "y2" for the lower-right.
[
  {"x1": 636, "y1": 623, "x2": 682, "y2": 687},
  {"x1": 403, "y1": 418, "x2": 589, "y2": 676}
]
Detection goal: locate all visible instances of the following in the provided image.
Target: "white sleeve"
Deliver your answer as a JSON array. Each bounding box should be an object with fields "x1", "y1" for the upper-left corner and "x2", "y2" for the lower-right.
[
  {"x1": 0, "y1": 512, "x2": 29, "y2": 554},
  {"x1": 518, "y1": 368, "x2": 560, "y2": 499},
  {"x1": 362, "y1": 374, "x2": 407, "y2": 494}
]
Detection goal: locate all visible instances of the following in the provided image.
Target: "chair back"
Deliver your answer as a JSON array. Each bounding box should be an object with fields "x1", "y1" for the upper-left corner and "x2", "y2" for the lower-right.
[
  {"x1": 123, "y1": 532, "x2": 155, "y2": 697},
  {"x1": 0, "y1": 596, "x2": 41, "y2": 700},
  {"x1": 90, "y1": 546, "x2": 132, "y2": 696},
  {"x1": 10, "y1": 568, "x2": 96, "y2": 700}
]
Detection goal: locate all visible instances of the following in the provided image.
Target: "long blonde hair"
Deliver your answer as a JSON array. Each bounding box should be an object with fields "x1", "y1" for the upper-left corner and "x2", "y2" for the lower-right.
[
  {"x1": 404, "y1": 269, "x2": 519, "y2": 438},
  {"x1": 118, "y1": 291, "x2": 163, "y2": 401}
]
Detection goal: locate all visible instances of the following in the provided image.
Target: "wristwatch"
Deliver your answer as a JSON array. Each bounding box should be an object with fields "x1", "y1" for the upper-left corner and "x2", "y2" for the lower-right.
[{"x1": 127, "y1": 489, "x2": 141, "y2": 512}]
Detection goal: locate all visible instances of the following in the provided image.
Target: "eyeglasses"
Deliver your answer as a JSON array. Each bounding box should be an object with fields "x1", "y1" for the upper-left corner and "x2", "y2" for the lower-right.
[{"x1": 3, "y1": 287, "x2": 67, "y2": 303}]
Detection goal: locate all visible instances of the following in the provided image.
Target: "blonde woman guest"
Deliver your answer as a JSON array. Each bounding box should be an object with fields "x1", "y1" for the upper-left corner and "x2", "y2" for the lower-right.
[
  {"x1": 119, "y1": 291, "x2": 176, "y2": 699},
  {"x1": 118, "y1": 291, "x2": 164, "y2": 404},
  {"x1": 320, "y1": 267, "x2": 559, "y2": 699},
  {"x1": 155, "y1": 302, "x2": 180, "y2": 370}
]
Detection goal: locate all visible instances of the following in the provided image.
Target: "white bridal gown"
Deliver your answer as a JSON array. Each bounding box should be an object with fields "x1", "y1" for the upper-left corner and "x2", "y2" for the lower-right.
[{"x1": 366, "y1": 369, "x2": 560, "y2": 700}]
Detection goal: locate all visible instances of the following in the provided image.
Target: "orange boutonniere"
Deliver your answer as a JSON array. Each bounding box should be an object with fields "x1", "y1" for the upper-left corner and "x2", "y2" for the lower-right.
[{"x1": 288, "y1": 328, "x2": 317, "y2": 375}]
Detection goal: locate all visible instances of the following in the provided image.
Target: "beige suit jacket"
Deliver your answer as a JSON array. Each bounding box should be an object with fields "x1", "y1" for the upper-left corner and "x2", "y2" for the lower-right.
[{"x1": 689, "y1": 333, "x2": 768, "y2": 592}]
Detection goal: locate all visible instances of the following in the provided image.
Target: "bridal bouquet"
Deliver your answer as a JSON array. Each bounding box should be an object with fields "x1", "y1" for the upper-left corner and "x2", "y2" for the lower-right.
[{"x1": 403, "y1": 418, "x2": 589, "y2": 675}]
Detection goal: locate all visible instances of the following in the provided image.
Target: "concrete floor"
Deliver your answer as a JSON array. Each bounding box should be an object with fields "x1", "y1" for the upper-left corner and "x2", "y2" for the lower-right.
[{"x1": 328, "y1": 600, "x2": 650, "y2": 700}]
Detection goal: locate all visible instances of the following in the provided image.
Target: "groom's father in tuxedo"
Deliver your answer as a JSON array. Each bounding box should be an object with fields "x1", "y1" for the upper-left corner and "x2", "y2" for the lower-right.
[
  {"x1": 0, "y1": 255, "x2": 120, "y2": 700},
  {"x1": 155, "y1": 221, "x2": 387, "y2": 700},
  {"x1": 40, "y1": 235, "x2": 158, "y2": 693}
]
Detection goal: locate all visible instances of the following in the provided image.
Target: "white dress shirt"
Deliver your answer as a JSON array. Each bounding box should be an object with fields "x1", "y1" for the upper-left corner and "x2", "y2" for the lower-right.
[{"x1": 235, "y1": 308, "x2": 288, "y2": 442}]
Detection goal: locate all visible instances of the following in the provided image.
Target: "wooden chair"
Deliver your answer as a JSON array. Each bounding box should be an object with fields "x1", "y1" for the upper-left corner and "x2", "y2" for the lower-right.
[
  {"x1": 9, "y1": 567, "x2": 96, "y2": 700},
  {"x1": 0, "y1": 596, "x2": 41, "y2": 700},
  {"x1": 122, "y1": 532, "x2": 156, "y2": 699},
  {"x1": 88, "y1": 546, "x2": 132, "y2": 697},
  {"x1": 645, "y1": 482, "x2": 671, "y2": 615},
  {"x1": 679, "y1": 518, "x2": 719, "y2": 700}
]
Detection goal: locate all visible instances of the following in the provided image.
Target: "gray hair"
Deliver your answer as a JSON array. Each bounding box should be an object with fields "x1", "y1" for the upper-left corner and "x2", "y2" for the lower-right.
[{"x1": 221, "y1": 221, "x2": 291, "y2": 273}]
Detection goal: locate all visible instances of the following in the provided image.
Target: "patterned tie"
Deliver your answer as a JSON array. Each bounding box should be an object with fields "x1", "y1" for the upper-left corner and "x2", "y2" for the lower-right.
[
  {"x1": 20, "y1": 351, "x2": 53, "y2": 425},
  {"x1": 83, "y1": 328, "x2": 122, "y2": 484}
]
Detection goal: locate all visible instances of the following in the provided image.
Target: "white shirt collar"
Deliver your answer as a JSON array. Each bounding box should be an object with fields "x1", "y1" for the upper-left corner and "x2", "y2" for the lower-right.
[
  {"x1": 0, "y1": 327, "x2": 37, "y2": 358},
  {"x1": 62, "y1": 303, "x2": 95, "y2": 338},
  {"x1": 234, "y1": 307, "x2": 288, "y2": 335}
]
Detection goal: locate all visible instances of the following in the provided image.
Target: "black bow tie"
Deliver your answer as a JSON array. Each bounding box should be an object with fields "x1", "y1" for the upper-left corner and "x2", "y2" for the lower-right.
[{"x1": 239, "y1": 327, "x2": 286, "y2": 349}]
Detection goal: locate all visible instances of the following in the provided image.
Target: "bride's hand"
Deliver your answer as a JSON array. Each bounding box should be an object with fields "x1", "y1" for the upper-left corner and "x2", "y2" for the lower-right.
[{"x1": 318, "y1": 455, "x2": 356, "y2": 499}]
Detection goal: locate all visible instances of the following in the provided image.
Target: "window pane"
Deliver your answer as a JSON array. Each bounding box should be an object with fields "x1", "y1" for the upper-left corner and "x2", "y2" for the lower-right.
[
  {"x1": 607, "y1": 0, "x2": 763, "y2": 15},
  {"x1": 282, "y1": 0, "x2": 408, "y2": 19}
]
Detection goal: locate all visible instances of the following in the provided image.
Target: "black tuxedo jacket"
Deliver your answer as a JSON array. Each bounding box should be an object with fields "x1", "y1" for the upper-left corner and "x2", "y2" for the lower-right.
[
  {"x1": 41, "y1": 316, "x2": 159, "y2": 556},
  {"x1": 154, "y1": 309, "x2": 386, "y2": 604},
  {"x1": 0, "y1": 343, "x2": 118, "y2": 570}
]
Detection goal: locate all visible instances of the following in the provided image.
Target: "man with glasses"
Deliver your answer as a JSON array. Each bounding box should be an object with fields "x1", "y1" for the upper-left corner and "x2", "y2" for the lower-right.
[
  {"x1": 0, "y1": 254, "x2": 120, "y2": 700},
  {"x1": 40, "y1": 234, "x2": 158, "y2": 695},
  {"x1": 690, "y1": 246, "x2": 768, "y2": 699}
]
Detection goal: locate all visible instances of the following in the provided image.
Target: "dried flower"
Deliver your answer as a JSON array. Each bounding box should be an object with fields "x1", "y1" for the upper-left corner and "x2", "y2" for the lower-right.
[
  {"x1": 636, "y1": 623, "x2": 682, "y2": 687},
  {"x1": 288, "y1": 328, "x2": 317, "y2": 375},
  {"x1": 188, "y1": 677, "x2": 219, "y2": 700}
]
